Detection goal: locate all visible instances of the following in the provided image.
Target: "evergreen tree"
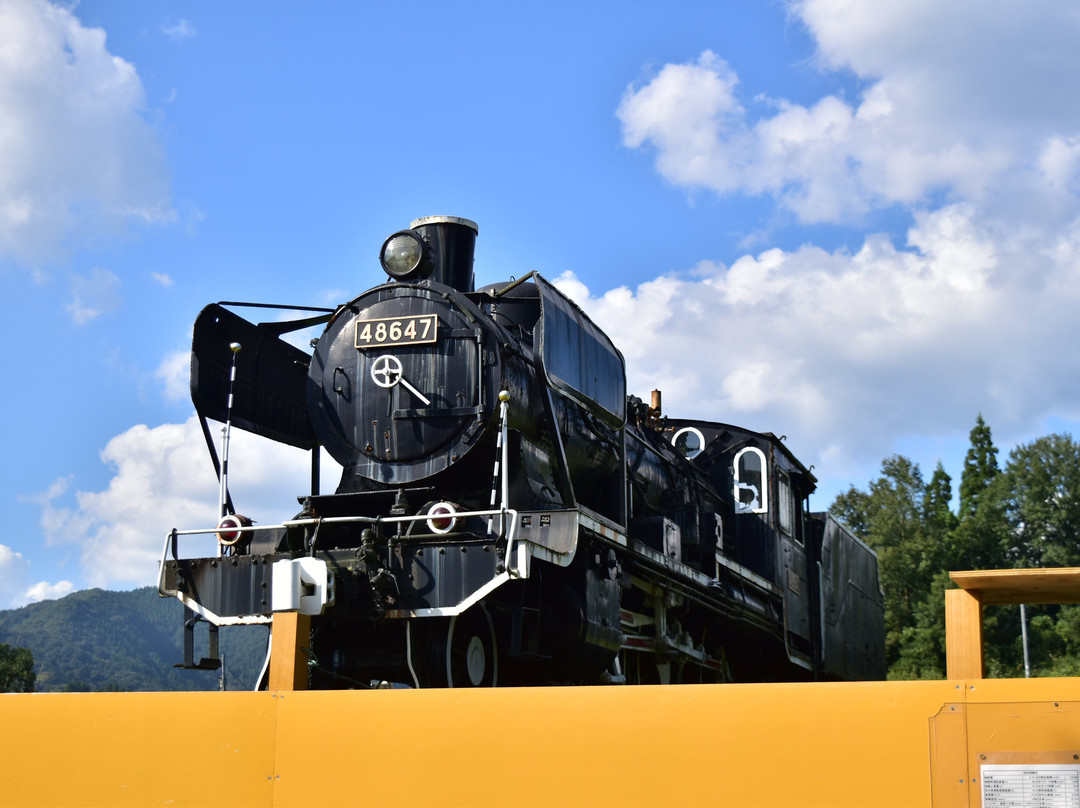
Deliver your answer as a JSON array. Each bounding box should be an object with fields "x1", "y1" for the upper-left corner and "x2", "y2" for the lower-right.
[
  {"x1": 924, "y1": 462, "x2": 959, "y2": 536},
  {"x1": 998, "y1": 434, "x2": 1080, "y2": 568},
  {"x1": 959, "y1": 415, "x2": 999, "y2": 520},
  {"x1": 889, "y1": 569, "x2": 951, "y2": 680},
  {"x1": 947, "y1": 472, "x2": 1010, "y2": 571},
  {"x1": 0, "y1": 643, "x2": 35, "y2": 692},
  {"x1": 830, "y1": 485, "x2": 871, "y2": 538},
  {"x1": 948, "y1": 415, "x2": 1007, "y2": 572}
]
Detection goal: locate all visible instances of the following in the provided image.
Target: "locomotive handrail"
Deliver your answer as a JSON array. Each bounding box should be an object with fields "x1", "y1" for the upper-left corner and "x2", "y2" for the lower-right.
[
  {"x1": 216, "y1": 300, "x2": 337, "y2": 313},
  {"x1": 157, "y1": 506, "x2": 523, "y2": 596},
  {"x1": 488, "y1": 270, "x2": 539, "y2": 298}
]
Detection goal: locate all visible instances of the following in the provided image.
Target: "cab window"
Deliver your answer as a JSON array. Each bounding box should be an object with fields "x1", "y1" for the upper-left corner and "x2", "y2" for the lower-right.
[
  {"x1": 734, "y1": 447, "x2": 767, "y2": 514},
  {"x1": 778, "y1": 469, "x2": 794, "y2": 537}
]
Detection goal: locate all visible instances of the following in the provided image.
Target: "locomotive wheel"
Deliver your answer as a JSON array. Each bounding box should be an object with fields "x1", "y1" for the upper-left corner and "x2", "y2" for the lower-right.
[
  {"x1": 446, "y1": 605, "x2": 498, "y2": 687},
  {"x1": 414, "y1": 605, "x2": 498, "y2": 687}
]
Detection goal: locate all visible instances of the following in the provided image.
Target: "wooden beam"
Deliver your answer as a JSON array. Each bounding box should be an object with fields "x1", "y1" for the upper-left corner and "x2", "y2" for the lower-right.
[
  {"x1": 949, "y1": 567, "x2": 1080, "y2": 605},
  {"x1": 269, "y1": 612, "x2": 311, "y2": 691}
]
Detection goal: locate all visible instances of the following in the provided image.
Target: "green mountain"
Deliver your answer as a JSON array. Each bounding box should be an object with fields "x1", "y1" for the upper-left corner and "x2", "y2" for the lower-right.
[{"x1": 0, "y1": 587, "x2": 267, "y2": 692}]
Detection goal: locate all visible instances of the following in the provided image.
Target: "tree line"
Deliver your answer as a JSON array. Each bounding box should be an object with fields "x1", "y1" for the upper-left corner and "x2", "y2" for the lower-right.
[{"x1": 832, "y1": 416, "x2": 1080, "y2": 679}]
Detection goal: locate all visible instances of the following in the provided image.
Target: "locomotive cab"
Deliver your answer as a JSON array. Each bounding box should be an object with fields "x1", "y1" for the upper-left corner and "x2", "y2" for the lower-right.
[
  {"x1": 654, "y1": 421, "x2": 817, "y2": 671},
  {"x1": 660, "y1": 419, "x2": 884, "y2": 679}
]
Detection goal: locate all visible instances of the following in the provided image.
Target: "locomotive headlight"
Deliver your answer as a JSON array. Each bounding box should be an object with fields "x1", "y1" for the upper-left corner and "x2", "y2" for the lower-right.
[{"x1": 380, "y1": 231, "x2": 427, "y2": 279}]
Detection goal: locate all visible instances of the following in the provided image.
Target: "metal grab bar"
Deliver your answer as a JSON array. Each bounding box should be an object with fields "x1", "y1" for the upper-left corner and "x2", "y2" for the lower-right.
[{"x1": 157, "y1": 506, "x2": 522, "y2": 593}]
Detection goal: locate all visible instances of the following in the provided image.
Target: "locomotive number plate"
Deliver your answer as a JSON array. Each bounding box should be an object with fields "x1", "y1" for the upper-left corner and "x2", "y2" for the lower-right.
[{"x1": 355, "y1": 314, "x2": 438, "y2": 349}]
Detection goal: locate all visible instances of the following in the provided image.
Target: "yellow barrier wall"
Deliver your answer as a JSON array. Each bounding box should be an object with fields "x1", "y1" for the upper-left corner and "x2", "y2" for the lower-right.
[{"x1": 3, "y1": 679, "x2": 1080, "y2": 807}]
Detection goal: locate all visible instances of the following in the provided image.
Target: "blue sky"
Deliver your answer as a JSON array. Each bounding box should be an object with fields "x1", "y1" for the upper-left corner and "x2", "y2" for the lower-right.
[{"x1": 3, "y1": 0, "x2": 1080, "y2": 605}]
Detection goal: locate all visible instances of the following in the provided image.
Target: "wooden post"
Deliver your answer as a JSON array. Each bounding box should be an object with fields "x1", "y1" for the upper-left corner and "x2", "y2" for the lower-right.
[
  {"x1": 945, "y1": 588, "x2": 984, "y2": 679},
  {"x1": 270, "y1": 612, "x2": 311, "y2": 691}
]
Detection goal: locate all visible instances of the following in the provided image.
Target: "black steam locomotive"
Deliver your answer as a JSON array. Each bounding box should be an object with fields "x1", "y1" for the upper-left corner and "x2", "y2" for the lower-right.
[{"x1": 159, "y1": 216, "x2": 885, "y2": 687}]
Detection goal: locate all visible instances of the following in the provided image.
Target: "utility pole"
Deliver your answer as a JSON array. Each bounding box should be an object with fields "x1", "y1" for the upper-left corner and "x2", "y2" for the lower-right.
[{"x1": 1020, "y1": 604, "x2": 1031, "y2": 678}]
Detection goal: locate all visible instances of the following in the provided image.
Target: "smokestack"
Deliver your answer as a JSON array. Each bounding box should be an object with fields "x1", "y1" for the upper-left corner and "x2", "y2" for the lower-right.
[{"x1": 410, "y1": 216, "x2": 478, "y2": 293}]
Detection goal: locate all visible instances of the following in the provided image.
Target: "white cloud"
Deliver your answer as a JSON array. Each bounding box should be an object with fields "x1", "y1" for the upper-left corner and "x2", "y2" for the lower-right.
[
  {"x1": 151, "y1": 271, "x2": 174, "y2": 288},
  {"x1": 0, "y1": 523, "x2": 74, "y2": 605},
  {"x1": 0, "y1": 0, "x2": 173, "y2": 266},
  {"x1": 66, "y1": 267, "x2": 121, "y2": 324},
  {"x1": 794, "y1": 0, "x2": 1080, "y2": 135},
  {"x1": 23, "y1": 580, "x2": 74, "y2": 603},
  {"x1": 0, "y1": 543, "x2": 30, "y2": 607},
  {"x1": 618, "y1": 3, "x2": 1080, "y2": 225},
  {"x1": 31, "y1": 416, "x2": 340, "y2": 589},
  {"x1": 161, "y1": 19, "x2": 195, "y2": 41},
  {"x1": 618, "y1": 52, "x2": 750, "y2": 194},
  {"x1": 18, "y1": 475, "x2": 72, "y2": 507},
  {"x1": 0, "y1": 546, "x2": 69, "y2": 608},
  {"x1": 155, "y1": 350, "x2": 190, "y2": 402}
]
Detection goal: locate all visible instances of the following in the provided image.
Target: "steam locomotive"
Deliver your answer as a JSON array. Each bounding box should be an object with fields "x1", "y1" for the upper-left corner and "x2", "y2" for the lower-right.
[{"x1": 158, "y1": 216, "x2": 885, "y2": 687}]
